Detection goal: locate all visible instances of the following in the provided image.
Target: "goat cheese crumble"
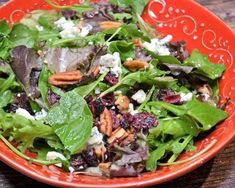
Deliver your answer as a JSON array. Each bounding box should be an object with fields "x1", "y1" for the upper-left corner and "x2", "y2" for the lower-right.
[
  {"x1": 132, "y1": 90, "x2": 147, "y2": 104},
  {"x1": 99, "y1": 52, "x2": 122, "y2": 77},
  {"x1": 143, "y1": 34, "x2": 173, "y2": 56},
  {"x1": 46, "y1": 151, "x2": 66, "y2": 167},
  {"x1": 88, "y1": 127, "x2": 104, "y2": 146},
  {"x1": 15, "y1": 108, "x2": 47, "y2": 120},
  {"x1": 128, "y1": 103, "x2": 139, "y2": 115},
  {"x1": 54, "y1": 17, "x2": 92, "y2": 39},
  {"x1": 180, "y1": 92, "x2": 193, "y2": 102}
]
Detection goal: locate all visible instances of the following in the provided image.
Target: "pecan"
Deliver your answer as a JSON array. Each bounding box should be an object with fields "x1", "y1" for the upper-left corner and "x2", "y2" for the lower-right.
[
  {"x1": 108, "y1": 127, "x2": 129, "y2": 144},
  {"x1": 133, "y1": 38, "x2": 143, "y2": 47},
  {"x1": 124, "y1": 60, "x2": 150, "y2": 71},
  {"x1": 196, "y1": 84, "x2": 213, "y2": 96},
  {"x1": 122, "y1": 134, "x2": 135, "y2": 145},
  {"x1": 99, "y1": 21, "x2": 123, "y2": 30},
  {"x1": 88, "y1": 65, "x2": 100, "y2": 77},
  {"x1": 115, "y1": 94, "x2": 130, "y2": 112},
  {"x1": 94, "y1": 145, "x2": 107, "y2": 161},
  {"x1": 48, "y1": 70, "x2": 83, "y2": 86},
  {"x1": 37, "y1": 50, "x2": 44, "y2": 57},
  {"x1": 99, "y1": 108, "x2": 113, "y2": 137},
  {"x1": 99, "y1": 162, "x2": 111, "y2": 174}
]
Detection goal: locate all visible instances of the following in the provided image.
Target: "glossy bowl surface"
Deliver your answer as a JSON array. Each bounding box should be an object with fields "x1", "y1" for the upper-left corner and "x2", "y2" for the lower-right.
[{"x1": 0, "y1": 0, "x2": 234, "y2": 187}]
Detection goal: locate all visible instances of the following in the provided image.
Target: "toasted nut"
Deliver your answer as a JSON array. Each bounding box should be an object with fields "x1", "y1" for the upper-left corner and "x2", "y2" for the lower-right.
[
  {"x1": 108, "y1": 127, "x2": 128, "y2": 144},
  {"x1": 99, "y1": 162, "x2": 111, "y2": 174},
  {"x1": 115, "y1": 94, "x2": 130, "y2": 112},
  {"x1": 48, "y1": 70, "x2": 83, "y2": 86},
  {"x1": 100, "y1": 108, "x2": 113, "y2": 137},
  {"x1": 196, "y1": 84, "x2": 213, "y2": 96},
  {"x1": 124, "y1": 60, "x2": 150, "y2": 71},
  {"x1": 133, "y1": 38, "x2": 143, "y2": 47},
  {"x1": 37, "y1": 50, "x2": 44, "y2": 57},
  {"x1": 122, "y1": 134, "x2": 135, "y2": 145},
  {"x1": 100, "y1": 21, "x2": 123, "y2": 30},
  {"x1": 88, "y1": 65, "x2": 100, "y2": 77},
  {"x1": 94, "y1": 145, "x2": 107, "y2": 161}
]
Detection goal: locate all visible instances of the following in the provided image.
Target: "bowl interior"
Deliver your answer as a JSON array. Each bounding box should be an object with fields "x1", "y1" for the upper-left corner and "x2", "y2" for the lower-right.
[{"x1": 0, "y1": 0, "x2": 234, "y2": 187}]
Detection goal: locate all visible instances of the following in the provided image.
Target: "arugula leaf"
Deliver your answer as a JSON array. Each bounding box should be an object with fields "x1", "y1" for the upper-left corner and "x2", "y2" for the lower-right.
[
  {"x1": 45, "y1": 0, "x2": 94, "y2": 13},
  {"x1": 46, "y1": 91, "x2": 93, "y2": 154},
  {"x1": 0, "y1": 90, "x2": 13, "y2": 108},
  {"x1": 0, "y1": 109, "x2": 55, "y2": 152},
  {"x1": 108, "y1": 41, "x2": 135, "y2": 61},
  {"x1": 74, "y1": 73, "x2": 107, "y2": 97},
  {"x1": 184, "y1": 49, "x2": 226, "y2": 80},
  {"x1": 110, "y1": 0, "x2": 148, "y2": 15},
  {"x1": 9, "y1": 24, "x2": 38, "y2": 48},
  {"x1": 38, "y1": 65, "x2": 50, "y2": 107},
  {"x1": 148, "y1": 99, "x2": 228, "y2": 130}
]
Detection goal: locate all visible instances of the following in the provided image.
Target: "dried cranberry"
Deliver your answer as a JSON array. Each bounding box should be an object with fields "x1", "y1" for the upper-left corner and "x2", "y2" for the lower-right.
[
  {"x1": 82, "y1": 149, "x2": 100, "y2": 167},
  {"x1": 167, "y1": 40, "x2": 189, "y2": 62},
  {"x1": 102, "y1": 93, "x2": 115, "y2": 106},
  {"x1": 70, "y1": 155, "x2": 88, "y2": 171},
  {"x1": 124, "y1": 112, "x2": 157, "y2": 132},
  {"x1": 155, "y1": 89, "x2": 175, "y2": 101},
  {"x1": 163, "y1": 95, "x2": 182, "y2": 104},
  {"x1": 110, "y1": 110, "x2": 120, "y2": 129},
  {"x1": 93, "y1": 98, "x2": 105, "y2": 116},
  {"x1": 85, "y1": 95, "x2": 94, "y2": 104},
  {"x1": 120, "y1": 118, "x2": 129, "y2": 130},
  {"x1": 46, "y1": 88, "x2": 60, "y2": 107},
  {"x1": 104, "y1": 73, "x2": 118, "y2": 85}
]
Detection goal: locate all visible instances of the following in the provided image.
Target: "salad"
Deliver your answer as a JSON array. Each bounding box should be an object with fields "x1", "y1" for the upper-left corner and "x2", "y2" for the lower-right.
[{"x1": 0, "y1": 0, "x2": 229, "y2": 177}]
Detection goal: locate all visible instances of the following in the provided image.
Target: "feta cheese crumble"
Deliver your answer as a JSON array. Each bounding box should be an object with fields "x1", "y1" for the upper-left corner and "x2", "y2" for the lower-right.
[
  {"x1": 180, "y1": 92, "x2": 193, "y2": 102},
  {"x1": 36, "y1": 25, "x2": 44, "y2": 31},
  {"x1": 128, "y1": 103, "x2": 139, "y2": 115},
  {"x1": 15, "y1": 108, "x2": 34, "y2": 120},
  {"x1": 99, "y1": 52, "x2": 122, "y2": 77},
  {"x1": 132, "y1": 90, "x2": 147, "y2": 104},
  {"x1": 54, "y1": 17, "x2": 92, "y2": 39},
  {"x1": 143, "y1": 35, "x2": 173, "y2": 56},
  {"x1": 88, "y1": 127, "x2": 104, "y2": 146},
  {"x1": 34, "y1": 109, "x2": 47, "y2": 120},
  {"x1": 46, "y1": 151, "x2": 66, "y2": 167}
]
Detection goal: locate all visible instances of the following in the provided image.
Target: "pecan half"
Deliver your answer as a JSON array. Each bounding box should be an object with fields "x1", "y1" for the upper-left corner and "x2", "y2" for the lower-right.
[
  {"x1": 88, "y1": 65, "x2": 100, "y2": 77},
  {"x1": 48, "y1": 70, "x2": 83, "y2": 86},
  {"x1": 196, "y1": 84, "x2": 213, "y2": 96},
  {"x1": 124, "y1": 60, "x2": 150, "y2": 71},
  {"x1": 100, "y1": 108, "x2": 113, "y2": 137},
  {"x1": 94, "y1": 145, "x2": 107, "y2": 161},
  {"x1": 108, "y1": 127, "x2": 129, "y2": 144},
  {"x1": 99, "y1": 162, "x2": 111, "y2": 174},
  {"x1": 122, "y1": 134, "x2": 135, "y2": 145},
  {"x1": 99, "y1": 21, "x2": 123, "y2": 31},
  {"x1": 115, "y1": 94, "x2": 130, "y2": 112}
]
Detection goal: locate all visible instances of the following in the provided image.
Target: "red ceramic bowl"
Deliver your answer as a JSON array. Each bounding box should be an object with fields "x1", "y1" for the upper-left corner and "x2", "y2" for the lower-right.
[{"x1": 0, "y1": 0, "x2": 234, "y2": 187}]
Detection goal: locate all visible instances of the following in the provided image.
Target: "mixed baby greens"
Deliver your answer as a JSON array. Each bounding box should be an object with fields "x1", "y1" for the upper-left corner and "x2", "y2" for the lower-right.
[{"x1": 0, "y1": 0, "x2": 228, "y2": 177}]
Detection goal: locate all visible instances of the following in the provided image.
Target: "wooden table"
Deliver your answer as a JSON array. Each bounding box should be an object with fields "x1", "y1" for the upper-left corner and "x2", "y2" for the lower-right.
[{"x1": 0, "y1": 0, "x2": 234, "y2": 187}]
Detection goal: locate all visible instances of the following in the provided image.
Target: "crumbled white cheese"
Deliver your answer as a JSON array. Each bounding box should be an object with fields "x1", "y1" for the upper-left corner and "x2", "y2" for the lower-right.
[
  {"x1": 180, "y1": 92, "x2": 193, "y2": 102},
  {"x1": 99, "y1": 52, "x2": 122, "y2": 77},
  {"x1": 126, "y1": 57, "x2": 133, "y2": 61},
  {"x1": 15, "y1": 108, "x2": 35, "y2": 120},
  {"x1": 201, "y1": 94, "x2": 210, "y2": 101},
  {"x1": 95, "y1": 88, "x2": 101, "y2": 95},
  {"x1": 36, "y1": 25, "x2": 44, "y2": 31},
  {"x1": 128, "y1": 103, "x2": 139, "y2": 115},
  {"x1": 54, "y1": 17, "x2": 92, "y2": 39},
  {"x1": 143, "y1": 34, "x2": 173, "y2": 56},
  {"x1": 88, "y1": 127, "x2": 104, "y2": 146},
  {"x1": 34, "y1": 109, "x2": 47, "y2": 120},
  {"x1": 132, "y1": 90, "x2": 147, "y2": 104},
  {"x1": 69, "y1": 166, "x2": 75, "y2": 173},
  {"x1": 46, "y1": 151, "x2": 66, "y2": 167}
]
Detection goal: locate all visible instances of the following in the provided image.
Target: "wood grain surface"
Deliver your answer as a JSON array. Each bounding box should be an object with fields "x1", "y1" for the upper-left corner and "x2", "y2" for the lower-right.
[{"x1": 0, "y1": 0, "x2": 234, "y2": 187}]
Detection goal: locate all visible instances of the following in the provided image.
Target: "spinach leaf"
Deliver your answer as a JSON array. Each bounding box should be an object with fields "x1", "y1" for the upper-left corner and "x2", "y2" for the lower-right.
[
  {"x1": 0, "y1": 109, "x2": 56, "y2": 152},
  {"x1": 108, "y1": 41, "x2": 135, "y2": 61},
  {"x1": 46, "y1": 91, "x2": 93, "y2": 154},
  {"x1": 74, "y1": 73, "x2": 107, "y2": 97},
  {"x1": 184, "y1": 49, "x2": 226, "y2": 80},
  {"x1": 148, "y1": 99, "x2": 228, "y2": 130}
]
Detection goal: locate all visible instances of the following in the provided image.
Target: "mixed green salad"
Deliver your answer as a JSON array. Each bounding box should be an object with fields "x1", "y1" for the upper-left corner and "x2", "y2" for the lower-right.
[{"x1": 0, "y1": 0, "x2": 228, "y2": 177}]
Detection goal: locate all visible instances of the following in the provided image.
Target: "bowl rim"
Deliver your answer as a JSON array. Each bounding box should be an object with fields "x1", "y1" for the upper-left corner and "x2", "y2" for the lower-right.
[{"x1": 0, "y1": 0, "x2": 234, "y2": 187}]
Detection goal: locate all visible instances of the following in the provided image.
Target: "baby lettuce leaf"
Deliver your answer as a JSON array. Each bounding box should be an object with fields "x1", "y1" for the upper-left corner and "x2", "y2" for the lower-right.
[
  {"x1": 46, "y1": 91, "x2": 93, "y2": 154},
  {"x1": 110, "y1": 0, "x2": 148, "y2": 15},
  {"x1": 108, "y1": 41, "x2": 135, "y2": 61},
  {"x1": 0, "y1": 109, "x2": 55, "y2": 152},
  {"x1": 0, "y1": 90, "x2": 13, "y2": 108},
  {"x1": 0, "y1": 20, "x2": 12, "y2": 60},
  {"x1": 0, "y1": 20, "x2": 11, "y2": 35},
  {"x1": 184, "y1": 49, "x2": 226, "y2": 80},
  {"x1": 148, "y1": 99, "x2": 228, "y2": 130}
]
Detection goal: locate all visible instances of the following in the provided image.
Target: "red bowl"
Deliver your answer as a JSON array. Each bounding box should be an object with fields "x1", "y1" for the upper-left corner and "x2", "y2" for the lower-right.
[{"x1": 0, "y1": 0, "x2": 234, "y2": 187}]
